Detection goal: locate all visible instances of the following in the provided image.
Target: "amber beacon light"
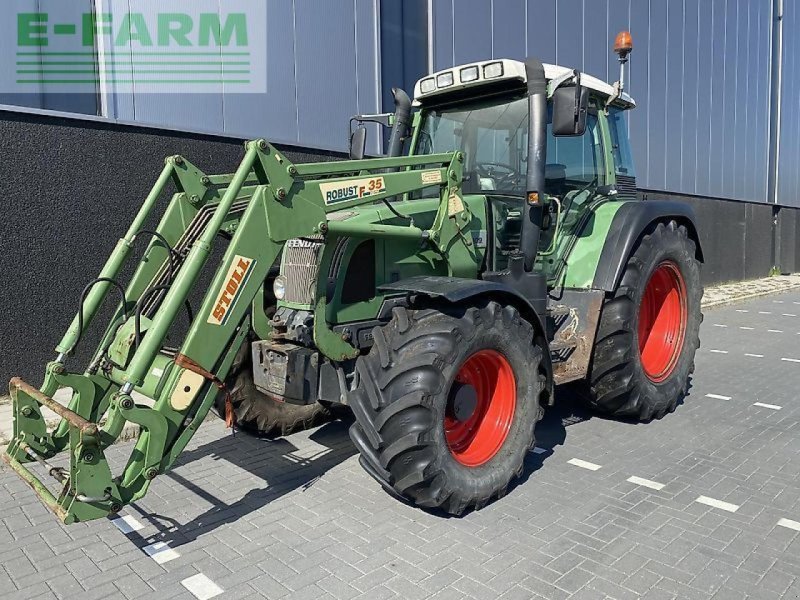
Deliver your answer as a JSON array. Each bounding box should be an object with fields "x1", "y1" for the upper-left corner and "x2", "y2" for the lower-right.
[{"x1": 614, "y1": 30, "x2": 633, "y2": 59}]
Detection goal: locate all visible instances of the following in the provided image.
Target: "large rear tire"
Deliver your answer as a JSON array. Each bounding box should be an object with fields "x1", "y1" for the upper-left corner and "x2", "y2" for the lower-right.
[
  {"x1": 349, "y1": 301, "x2": 547, "y2": 515},
  {"x1": 214, "y1": 341, "x2": 333, "y2": 437},
  {"x1": 585, "y1": 220, "x2": 702, "y2": 420}
]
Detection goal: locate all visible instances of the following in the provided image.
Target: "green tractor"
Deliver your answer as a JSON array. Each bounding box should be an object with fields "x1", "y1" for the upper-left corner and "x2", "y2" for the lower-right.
[{"x1": 4, "y1": 33, "x2": 702, "y2": 522}]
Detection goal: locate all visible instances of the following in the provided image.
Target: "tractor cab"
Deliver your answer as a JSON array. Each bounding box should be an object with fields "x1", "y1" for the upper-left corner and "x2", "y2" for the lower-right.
[
  {"x1": 411, "y1": 59, "x2": 636, "y2": 281},
  {"x1": 350, "y1": 54, "x2": 637, "y2": 290}
]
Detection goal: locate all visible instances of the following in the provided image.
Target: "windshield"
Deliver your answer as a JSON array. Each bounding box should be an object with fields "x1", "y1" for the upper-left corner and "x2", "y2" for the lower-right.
[
  {"x1": 417, "y1": 94, "x2": 529, "y2": 195},
  {"x1": 416, "y1": 94, "x2": 603, "y2": 197}
]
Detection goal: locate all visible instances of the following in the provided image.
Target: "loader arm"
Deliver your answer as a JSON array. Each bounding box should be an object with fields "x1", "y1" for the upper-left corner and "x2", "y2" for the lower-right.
[{"x1": 4, "y1": 139, "x2": 466, "y2": 523}]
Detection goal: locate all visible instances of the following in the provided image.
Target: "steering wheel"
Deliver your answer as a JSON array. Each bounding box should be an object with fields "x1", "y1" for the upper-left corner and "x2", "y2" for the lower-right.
[{"x1": 475, "y1": 162, "x2": 522, "y2": 188}]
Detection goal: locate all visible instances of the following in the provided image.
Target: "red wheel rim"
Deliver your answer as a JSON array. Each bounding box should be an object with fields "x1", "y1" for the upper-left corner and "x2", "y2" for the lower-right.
[
  {"x1": 638, "y1": 261, "x2": 688, "y2": 383},
  {"x1": 444, "y1": 349, "x2": 516, "y2": 467}
]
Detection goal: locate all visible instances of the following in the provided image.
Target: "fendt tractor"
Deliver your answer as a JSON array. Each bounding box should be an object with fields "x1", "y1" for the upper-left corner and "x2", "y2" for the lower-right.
[{"x1": 4, "y1": 33, "x2": 702, "y2": 522}]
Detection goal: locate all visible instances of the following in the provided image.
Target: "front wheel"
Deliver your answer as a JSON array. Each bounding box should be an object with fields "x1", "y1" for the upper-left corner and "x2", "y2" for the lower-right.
[
  {"x1": 214, "y1": 340, "x2": 333, "y2": 437},
  {"x1": 585, "y1": 220, "x2": 702, "y2": 420},
  {"x1": 349, "y1": 301, "x2": 548, "y2": 515}
]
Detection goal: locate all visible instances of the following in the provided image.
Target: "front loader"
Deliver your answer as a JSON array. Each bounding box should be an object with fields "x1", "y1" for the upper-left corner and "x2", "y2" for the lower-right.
[{"x1": 4, "y1": 33, "x2": 703, "y2": 522}]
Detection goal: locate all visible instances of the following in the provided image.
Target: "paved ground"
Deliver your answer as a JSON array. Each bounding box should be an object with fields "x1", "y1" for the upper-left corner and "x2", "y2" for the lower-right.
[{"x1": 1, "y1": 289, "x2": 799, "y2": 599}]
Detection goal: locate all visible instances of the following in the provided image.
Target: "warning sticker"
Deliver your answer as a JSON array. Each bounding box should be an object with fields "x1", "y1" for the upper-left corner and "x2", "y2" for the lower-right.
[{"x1": 421, "y1": 170, "x2": 443, "y2": 185}]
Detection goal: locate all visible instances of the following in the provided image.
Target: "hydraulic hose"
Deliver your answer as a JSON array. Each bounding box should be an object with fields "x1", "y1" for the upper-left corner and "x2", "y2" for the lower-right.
[{"x1": 66, "y1": 278, "x2": 128, "y2": 355}]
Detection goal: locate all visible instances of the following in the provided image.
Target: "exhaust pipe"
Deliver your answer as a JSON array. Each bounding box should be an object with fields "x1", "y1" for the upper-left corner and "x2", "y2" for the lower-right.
[
  {"x1": 521, "y1": 58, "x2": 548, "y2": 272},
  {"x1": 386, "y1": 88, "x2": 412, "y2": 158}
]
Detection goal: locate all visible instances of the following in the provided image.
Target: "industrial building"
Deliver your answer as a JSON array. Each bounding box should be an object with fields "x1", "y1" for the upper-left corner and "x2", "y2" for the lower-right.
[{"x1": 1, "y1": 0, "x2": 799, "y2": 383}]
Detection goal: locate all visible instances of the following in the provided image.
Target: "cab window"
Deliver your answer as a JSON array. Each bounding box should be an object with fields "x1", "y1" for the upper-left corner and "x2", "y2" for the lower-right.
[{"x1": 416, "y1": 94, "x2": 605, "y2": 197}]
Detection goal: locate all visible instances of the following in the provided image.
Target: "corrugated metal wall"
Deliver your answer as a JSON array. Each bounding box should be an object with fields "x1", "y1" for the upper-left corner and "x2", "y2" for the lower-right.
[
  {"x1": 110, "y1": 0, "x2": 382, "y2": 153},
  {"x1": 778, "y1": 1, "x2": 800, "y2": 207},
  {"x1": 430, "y1": 0, "x2": 778, "y2": 205},
  {"x1": 0, "y1": 0, "x2": 383, "y2": 154},
  {"x1": 4, "y1": 0, "x2": 800, "y2": 206}
]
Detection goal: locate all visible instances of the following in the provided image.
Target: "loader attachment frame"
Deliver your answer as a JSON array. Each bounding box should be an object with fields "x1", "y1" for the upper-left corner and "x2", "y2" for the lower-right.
[{"x1": 3, "y1": 139, "x2": 466, "y2": 523}]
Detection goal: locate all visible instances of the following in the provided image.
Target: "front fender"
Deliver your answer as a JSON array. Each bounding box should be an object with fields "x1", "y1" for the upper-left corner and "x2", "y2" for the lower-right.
[{"x1": 379, "y1": 275, "x2": 547, "y2": 341}]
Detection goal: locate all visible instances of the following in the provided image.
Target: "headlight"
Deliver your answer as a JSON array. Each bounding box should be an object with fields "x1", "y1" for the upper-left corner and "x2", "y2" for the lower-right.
[
  {"x1": 420, "y1": 77, "x2": 436, "y2": 93},
  {"x1": 460, "y1": 66, "x2": 479, "y2": 83},
  {"x1": 273, "y1": 275, "x2": 286, "y2": 300},
  {"x1": 436, "y1": 71, "x2": 454, "y2": 88},
  {"x1": 483, "y1": 62, "x2": 504, "y2": 79}
]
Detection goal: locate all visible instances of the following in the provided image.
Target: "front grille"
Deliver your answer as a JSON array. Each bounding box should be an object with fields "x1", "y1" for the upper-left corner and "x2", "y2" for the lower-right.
[
  {"x1": 281, "y1": 211, "x2": 356, "y2": 305},
  {"x1": 282, "y1": 237, "x2": 324, "y2": 305}
]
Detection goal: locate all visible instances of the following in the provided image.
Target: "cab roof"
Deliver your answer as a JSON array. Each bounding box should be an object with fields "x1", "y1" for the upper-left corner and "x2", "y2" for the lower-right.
[{"x1": 413, "y1": 59, "x2": 635, "y2": 109}]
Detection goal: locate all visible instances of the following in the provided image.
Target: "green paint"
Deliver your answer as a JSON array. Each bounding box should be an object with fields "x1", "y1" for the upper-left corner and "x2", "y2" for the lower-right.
[{"x1": 560, "y1": 201, "x2": 626, "y2": 289}]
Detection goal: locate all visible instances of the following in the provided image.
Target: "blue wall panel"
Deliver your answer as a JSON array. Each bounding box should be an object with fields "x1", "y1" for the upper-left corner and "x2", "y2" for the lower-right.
[
  {"x1": 492, "y1": 0, "x2": 527, "y2": 60},
  {"x1": 779, "y1": 0, "x2": 800, "y2": 206},
  {"x1": 429, "y1": 0, "x2": 775, "y2": 204},
  {"x1": 525, "y1": 1, "x2": 557, "y2": 62}
]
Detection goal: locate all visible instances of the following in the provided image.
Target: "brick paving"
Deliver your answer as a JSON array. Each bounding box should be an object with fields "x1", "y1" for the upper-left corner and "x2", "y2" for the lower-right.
[{"x1": 1, "y1": 290, "x2": 799, "y2": 599}]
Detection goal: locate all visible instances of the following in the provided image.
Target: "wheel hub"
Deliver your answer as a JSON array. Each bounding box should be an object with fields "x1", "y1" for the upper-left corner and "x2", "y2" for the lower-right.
[
  {"x1": 450, "y1": 382, "x2": 478, "y2": 422},
  {"x1": 637, "y1": 261, "x2": 688, "y2": 383},
  {"x1": 444, "y1": 349, "x2": 516, "y2": 467}
]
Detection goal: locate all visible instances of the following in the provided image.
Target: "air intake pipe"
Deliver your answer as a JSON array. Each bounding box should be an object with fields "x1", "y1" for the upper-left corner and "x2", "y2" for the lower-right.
[
  {"x1": 520, "y1": 58, "x2": 548, "y2": 272},
  {"x1": 386, "y1": 88, "x2": 412, "y2": 158}
]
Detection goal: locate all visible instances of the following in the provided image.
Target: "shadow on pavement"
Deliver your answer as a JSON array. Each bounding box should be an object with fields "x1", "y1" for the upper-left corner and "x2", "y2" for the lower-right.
[
  {"x1": 121, "y1": 384, "x2": 630, "y2": 546},
  {"x1": 123, "y1": 415, "x2": 358, "y2": 550}
]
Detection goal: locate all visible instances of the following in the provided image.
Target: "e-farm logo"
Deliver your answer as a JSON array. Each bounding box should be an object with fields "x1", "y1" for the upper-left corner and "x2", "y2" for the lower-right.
[{"x1": 10, "y1": 1, "x2": 266, "y2": 94}]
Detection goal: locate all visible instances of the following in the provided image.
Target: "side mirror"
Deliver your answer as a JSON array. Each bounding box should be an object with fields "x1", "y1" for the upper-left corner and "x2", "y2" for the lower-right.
[
  {"x1": 349, "y1": 126, "x2": 367, "y2": 159},
  {"x1": 552, "y1": 84, "x2": 589, "y2": 136}
]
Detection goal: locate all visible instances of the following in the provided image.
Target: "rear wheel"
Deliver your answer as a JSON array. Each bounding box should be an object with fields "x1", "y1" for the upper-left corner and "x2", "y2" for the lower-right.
[
  {"x1": 214, "y1": 340, "x2": 333, "y2": 437},
  {"x1": 585, "y1": 220, "x2": 702, "y2": 420},
  {"x1": 349, "y1": 301, "x2": 547, "y2": 515}
]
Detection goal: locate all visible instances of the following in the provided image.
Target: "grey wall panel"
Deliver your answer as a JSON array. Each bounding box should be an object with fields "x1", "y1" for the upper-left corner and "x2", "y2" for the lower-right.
[
  {"x1": 453, "y1": 0, "x2": 492, "y2": 65},
  {"x1": 38, "y1": 0, "x2": 99, "y2": 115},
  {"x1": 432, "y1": 0, "x2": 454, "y2": 70},
  {"x1": 584, "y1": 1, "x2": 609, "y2": 82},
  {"x1": 628, "y1": 0, "x2": 649, "y2": 185},
  {"x1": 664, "y1": 0, "x2": 684, "y2": 193},
  {"x1": 112, "y1": 0, "x2": 226, "y2": 133},
  {"x1": 11, "y1": 0, "x2": 383, "y2": 153},
  {"x1": 0, "y1": 1, "x2": 43, "y2": 109},
  {"x1": 0, "y1": 0, "x2": 99, "y2": 114},
  {"x1": 680, "y1": 0, "x2": 699, "y2": 195},
  {"x1": 525, "y1": 0, "x2": 556, "y2": 62},
  {"x1": 778, "y1": 0, "x2": 800, "y2": 206},
  {"x1": 695, "y1": 1, "x2": 713, "y2": 196},
  {"x1": 431, "y1": 0, "x2": 778, "y2": 201},
  {"x1": 294, "y1": 0, "x2": 361, "y2": 150},
  {"x1": 222, "y1": 1, "x2": 299, "y2": 145},
  {"x1": 491, "y1": 0, "x2": 526, "y2": 60},
  {"x1": 555, "y1": 0, "x2": 584, "y2": 70},
  {"x1": 355, "y1": 0, "x2": 382, "y2": 152}
]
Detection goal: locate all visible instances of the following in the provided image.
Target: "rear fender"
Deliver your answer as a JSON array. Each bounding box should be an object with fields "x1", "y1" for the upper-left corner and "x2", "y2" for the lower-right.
[{"x1": 592, "y1": 200, "x2": 703, "y2": 292}]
